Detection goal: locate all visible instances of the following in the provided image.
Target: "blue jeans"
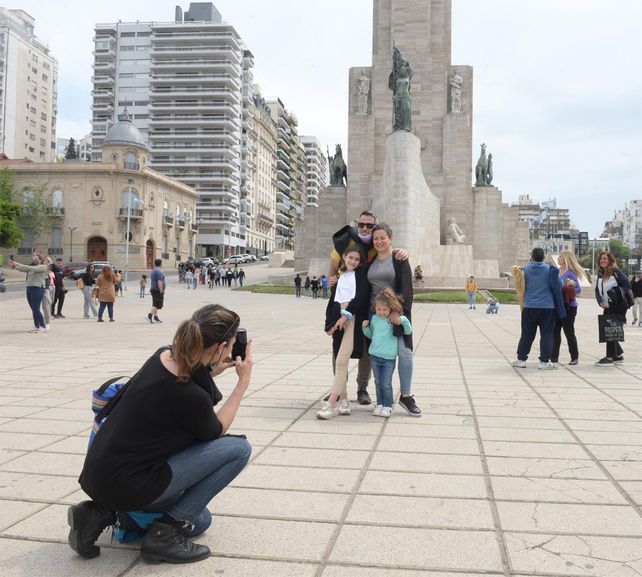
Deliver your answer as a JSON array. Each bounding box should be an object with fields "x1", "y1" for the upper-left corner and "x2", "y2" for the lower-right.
[
  {"x1": 468, "y1": 292, "x2": 476, "y2": 306},
  {"x1": 193, "y1": 277, "x2": 198, "y2": 289},
  {"x1": 516, "y1": 307, "x2": 556, "y2": 362},
  {"x1": 26, "y1": 286, "x2": 46, "y2": 328},
  {"x1": 98, "y1": 301, "x2": 113, "y2": 320},
  {"x1": 139, "y1": 287, "x2": 145, "y2": 298},
  {"x1": 397, "y1": 338, "x2": 413, "y2": 396},
  {"x1": 370, "y1": 355, "x2": 396, "y2": 407},
  {"x1": 146, "y1": 435, "x2": 251, "y2": 533}
]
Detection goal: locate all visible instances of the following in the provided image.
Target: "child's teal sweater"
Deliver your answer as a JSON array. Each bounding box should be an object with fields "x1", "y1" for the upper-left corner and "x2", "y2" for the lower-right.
[{"x1": 362, "y1": 315, "x2": 412, "y2": 359}]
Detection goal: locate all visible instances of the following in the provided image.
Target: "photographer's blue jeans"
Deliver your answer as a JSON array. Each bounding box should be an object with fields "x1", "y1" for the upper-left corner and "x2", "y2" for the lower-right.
[
  {"x1": 146, "y1": 435, "x2": 251, "y2": 535},
  {"x1": 370, "y1": 355, "x2": 396, "y2": 407},
  {"x1": 397, "y1": 338, "x2": 413, "y2": 396},
  {"x1": 26, "y1": 286, "x2": 46, "y2": 328}
]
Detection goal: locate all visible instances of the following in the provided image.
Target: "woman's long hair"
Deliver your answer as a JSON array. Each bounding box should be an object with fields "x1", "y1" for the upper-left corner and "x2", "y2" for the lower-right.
[
  {"x1": 558, "y1": 250, "x2": 588, "y2": 282},
  {"x1": 99, "y1": 265, "x2": 114, "y2": 283},
  {"x1": 595, "y1": 251, "x2": 617, "y2": 279},
  {"x1": 172, "y1": 304, "x2": 239, "y2": 382},
  {"x1": 373, "y1": 287, "x2": 403, "y2": 315}
]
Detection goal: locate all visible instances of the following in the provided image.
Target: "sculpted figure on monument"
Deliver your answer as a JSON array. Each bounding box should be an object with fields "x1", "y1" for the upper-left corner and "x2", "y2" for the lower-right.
[
  {"x1": 388, "y1": 47, "x2": 413, "y2": 132},
  {"x1": 475, "y1": 143, "x2": 490, "y2": 187},
  {"x1": 486, "y1": 153, "x2": 493, "y2": 185},
  {"x1": 327, "y1": 144, "x2": 347, "y2": 187},
  {"x1": 449, "y1": 70, "x2": 463, "y2": 113},
  {"x1": 356, "y1": 70, "x2": 370, "y2": 114},
  {"x1": 446, "y1": 216, "x2": 466, "y2": 245}
]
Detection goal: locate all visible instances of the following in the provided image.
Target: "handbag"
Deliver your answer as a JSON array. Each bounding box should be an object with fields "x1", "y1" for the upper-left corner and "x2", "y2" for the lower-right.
[
  {"x1": 92, "y1": 286, "x2": 99, "y2": 299},
  {"x1": 598, "y1": 314, "x2": 625, "y2": 343},
  {"x1": 75, "y1": 277, "x2": 84, "y2": 289}
]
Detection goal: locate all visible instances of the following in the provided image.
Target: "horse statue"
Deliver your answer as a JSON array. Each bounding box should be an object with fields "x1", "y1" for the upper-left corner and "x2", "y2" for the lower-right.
[
  {"x1": 328, "y1": 144, "x2": 347, "y2": 187},
  {"x1": 474, "y1": 143, "x2": 488, "y2": 187}
]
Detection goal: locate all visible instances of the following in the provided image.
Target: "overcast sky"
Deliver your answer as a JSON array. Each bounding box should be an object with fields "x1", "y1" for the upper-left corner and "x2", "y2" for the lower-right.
[{"x1": 13, "y1": 0, "x2": 642, "y2": 237}]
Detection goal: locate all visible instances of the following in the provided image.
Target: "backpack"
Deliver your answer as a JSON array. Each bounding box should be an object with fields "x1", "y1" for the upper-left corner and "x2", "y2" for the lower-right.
[{"x1": 88, "y1": 376, "x2": 130, "y2": 447}]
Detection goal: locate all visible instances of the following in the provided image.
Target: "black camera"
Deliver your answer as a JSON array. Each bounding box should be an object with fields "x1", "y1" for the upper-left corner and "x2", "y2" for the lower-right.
[{"x1": 231, "y1": 328, "x2": 247, "y2": 361}]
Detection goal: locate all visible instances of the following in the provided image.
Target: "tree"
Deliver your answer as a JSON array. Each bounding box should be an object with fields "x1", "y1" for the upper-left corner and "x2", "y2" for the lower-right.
[
  {"x1": 18, "y1": 183, "x2": 54, "y2": 242},
  {"x1": 64, "y1": 137, "x2": 78, "y2": 160},
  {"x1": 0, "y1": 167, "x2": 23, "y2": 248},
  {"x1": 608, "y1": 239, "x2": 628, "y2": 261}
]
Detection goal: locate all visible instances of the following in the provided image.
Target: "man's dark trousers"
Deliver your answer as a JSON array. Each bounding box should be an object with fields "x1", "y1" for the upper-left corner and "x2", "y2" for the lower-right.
[{"x1": 516, "y1": 308, "x2": 556, "y2": 362}]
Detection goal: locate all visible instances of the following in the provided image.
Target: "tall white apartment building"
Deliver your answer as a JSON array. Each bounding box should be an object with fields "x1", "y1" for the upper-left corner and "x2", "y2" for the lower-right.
[
  {"x1": 622, "y1": 200, "x2": 642, "y2": 250},
  {"x1": 300, "y1": 136, "x2": 327, "y2": 207},
  {"x1": 0, "y1": 8, "x2": 57, "y2": 161},
  {"x1": 91, "y1": 3, "x2": 254, "y2": 256}
]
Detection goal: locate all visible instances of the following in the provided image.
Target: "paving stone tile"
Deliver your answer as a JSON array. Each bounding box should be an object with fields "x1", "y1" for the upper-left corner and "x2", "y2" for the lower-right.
[
  {"x1": 0, "y1": 449, "x2": 25, "y2": 464},
  {"x1": 38, "y1": 436, "x2": 89, "y2": 455},
  {"x1": 200, "y1": 517, "x2": 335, "y2": 562},
  {"x1": 601, "y1": 460, "x2": 642, "y2": 480},
  {"x1": 587, "y1": 445, "x2": 642, "y2": 461},
  {"x1": 496, "y1": 501, "x2": 642, "y2": 535},
  {"x1": 322, "y1": 569, "x2": 490, "y2": 577},
  {"x1": 384, "y1": 423, "x2": 477, "y2": 439},
  {"x1": 377, "y1": 435, "x2": 480, "y2": 455},
  {"x1": 0, "y1": 451, "x2": 85, "y2": 476},
  {"x1": 505, "y1": 532, "x2": 642, "y2": 576},
  {"x1": 273, "y1": 432, "x2": 378, "y2": 451},
  {"x1": 232, "y1": 464, "x2": 361, "y2": 493},
  {"x1": 620, "y1": 482, "x2": 642, "y2": 505},
  {"x1": 0, "y1": 499, "x2": 48, "y2": 531},
  {"x1": 486, "y1": 457, "x2": 607, "y2": 480},
  {"x1": 483, "y1": 441, "x2": 588, "y2": 459},
  {"x1": 574, "y1": 431, "x2": 642, "y2": 445},
  {"x1": 329, "y1": 525, "x2": 502, "y2": 571},
  {"x1": 370, "y1": 451, "x2": 484, "y2": 475},
  {"x1": 346, "y1": 494, "x2": 494, "y2": 529},
  {"x1": 0, "y1": 432, "x2": 65, "y2": 451},
  {"x1": 359, "y1": 471, "x2": 488, "y2": 498},
  {"x1": 0, "y1": 471, "x2": 79, "y2": 501},
  {"x1": 0, "y1": 419, "x2": 89, "y2": 435},
  {"x1": 1, "y1": 503, "x2": 69, "y2": 540},
  {"x1": 479, "y1": 426, "x2": 576, "y2": 443},
  {"x1": 253, "y1": 446, "x2": 369, "y2": 469}
]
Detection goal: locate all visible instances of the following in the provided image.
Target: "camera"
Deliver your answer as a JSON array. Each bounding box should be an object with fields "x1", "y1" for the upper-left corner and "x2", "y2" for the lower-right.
[{"x1": 231, "y1": 328, "x2": 247, "y2": 361}]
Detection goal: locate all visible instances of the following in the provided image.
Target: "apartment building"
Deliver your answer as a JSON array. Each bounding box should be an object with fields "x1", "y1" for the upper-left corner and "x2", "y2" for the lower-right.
[
  {"x1": 300, "y1": 135, "x2": 327, "y2": 207},
  {"x1": 266, "y1": 98, "x2": 305, "y2": 250},
  {"x1": 0, "y1": 8, "x2": 57, "y2": 162},
  {"x1": 91, "y1": 3, "x2": 253, "y2": 257}
]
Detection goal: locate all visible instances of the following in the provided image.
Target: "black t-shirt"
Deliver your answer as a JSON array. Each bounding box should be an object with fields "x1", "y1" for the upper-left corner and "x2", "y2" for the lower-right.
[
  {"x1": 79, "y1": 348, "x2": 224, "y2": 511},
  {"x1": 51, "y1": 264, "x2": 64, "y2": 288}
]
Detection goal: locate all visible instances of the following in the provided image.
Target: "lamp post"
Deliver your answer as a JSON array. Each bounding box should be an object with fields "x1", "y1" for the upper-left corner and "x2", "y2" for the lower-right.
[
  {"x1": 66, "y1": 226, "x2": 78, "y2": 262},
  {"x1": 125, "y1": 178, "x2": 134, "y2": 291}
]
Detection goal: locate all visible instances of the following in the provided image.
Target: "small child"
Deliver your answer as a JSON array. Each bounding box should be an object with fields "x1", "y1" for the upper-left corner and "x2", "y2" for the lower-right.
[
  {"x1": 486, "y1": 296, "x2": 499, "y2": 314},
  {"x1": 362, "y1": 288, "x2": 412, "y2": 418},
  {"x1": 185, "y1": 269, "x2": 194, "y2": 289},
  {"x1": 562, "y1": 277, "x2": 576, "y2": 305},
  {"x1": 139, "y1": 274, "x2": 147, "y2": 298}
]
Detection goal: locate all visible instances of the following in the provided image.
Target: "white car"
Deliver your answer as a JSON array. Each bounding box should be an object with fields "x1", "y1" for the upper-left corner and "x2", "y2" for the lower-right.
[{"x1": 225, "y1": 255, "x2": 245, "y2": 265}]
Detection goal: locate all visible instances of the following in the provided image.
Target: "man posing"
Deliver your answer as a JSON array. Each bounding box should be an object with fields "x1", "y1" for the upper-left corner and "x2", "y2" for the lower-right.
[
  {"x1": 147, "y1": 259, "x2": 165, "y2": 324},
  {"x1": 513, "y1": 248, "x2": 565, "y2": 369}
]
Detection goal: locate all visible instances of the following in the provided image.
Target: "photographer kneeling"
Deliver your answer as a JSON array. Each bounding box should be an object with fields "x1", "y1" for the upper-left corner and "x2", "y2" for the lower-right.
[{"x1": 69, "y1": 304, "x2": 252, "y2": 564}]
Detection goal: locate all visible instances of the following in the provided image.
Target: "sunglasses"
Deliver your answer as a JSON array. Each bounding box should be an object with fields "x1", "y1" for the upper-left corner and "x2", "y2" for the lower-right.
[{"x1": 356, "y1": 222, "x2": 375, "y2": 230}]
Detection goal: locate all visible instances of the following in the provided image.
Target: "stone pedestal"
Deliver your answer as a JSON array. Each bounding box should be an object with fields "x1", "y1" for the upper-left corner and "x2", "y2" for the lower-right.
[{"x1": 374, "y1": 131, "x2": 440, "y2": 270}]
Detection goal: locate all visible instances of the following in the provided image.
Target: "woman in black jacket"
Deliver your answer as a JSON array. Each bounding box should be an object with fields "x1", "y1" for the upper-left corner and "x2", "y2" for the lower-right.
[
  {"x1": 594, "y1": 251, "x2": 631, "y2": 366},
  {"x1": 367, "y1": 223, "x2": 421, "y2": 416},
  {"x1": 69, "y1": 304, "x2": 253, "y2": 564}
]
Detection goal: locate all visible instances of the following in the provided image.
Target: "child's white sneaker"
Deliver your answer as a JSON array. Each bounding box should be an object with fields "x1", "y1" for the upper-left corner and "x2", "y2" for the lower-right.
[
  {"x1": 380, "y1": 407, "x2": 392, "y2": 418},
  {"x1": 337, "y1": 399, "x2": 351, "y2": 416},
  {"x1": 316, "y1": 403, "x2": 338, "y2": 420},
  {"x1": 372, "y1": 404, "x2": 383, "y2": 417}
]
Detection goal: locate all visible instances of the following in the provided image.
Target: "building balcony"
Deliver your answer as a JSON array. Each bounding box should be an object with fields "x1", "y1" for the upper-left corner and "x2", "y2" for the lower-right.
[
  {"x1": 177, "y1": 219, "x2": 186, "y2": 229},
  {"x1": 45, "y1": 206, "x2": 65, "y2": 216},
  {"x1": 150, "y1": 60, "x2": 238, "y2": 71},
  {"x1": 123, "y1": 161, "x2": 140, "y2": 170},
  {"x1": 47, "y1": 247, "x2": 64, "y2": 256},
  {"x1": 93, "y1": 47, "x2": 116, "y2": 58},
  {"x1": 93, "y1": 89, "x2": 114, "y2": 100},
  {"x1": 163, "y1": 215, "x2": 174, "y2": 226},
  {"x1": 119, "y1": 208, "x2": 144, "y2": 219},
  {"x1": 191, "y1": 223, "x2": 198, "y2": 231}
]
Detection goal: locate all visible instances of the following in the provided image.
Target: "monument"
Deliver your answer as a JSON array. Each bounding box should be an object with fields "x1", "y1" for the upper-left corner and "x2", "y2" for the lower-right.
[{"x1": 296, "y1": 0, "x2": 529, "y2": 284}]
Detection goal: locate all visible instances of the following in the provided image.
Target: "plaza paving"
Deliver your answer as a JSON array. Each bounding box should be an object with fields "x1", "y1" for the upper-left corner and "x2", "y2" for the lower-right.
[{"x1": 0, "y1": 280, "x2": 641, "y2": 577}]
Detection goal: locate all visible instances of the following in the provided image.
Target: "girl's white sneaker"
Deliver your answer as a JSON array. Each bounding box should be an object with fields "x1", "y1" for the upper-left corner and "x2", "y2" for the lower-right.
[
  {"x1": 316, "y1": 403, "x2": 339, "y2": 420},
  {"x1": 372, "y1": 405, "x2": 383, "y2": 417},
  {"x1": 380, "y1": 407, "x2": 392, "y2": 418},
  {"x1": 337, "y1": 399, "x2": 351, "y2": 415}
]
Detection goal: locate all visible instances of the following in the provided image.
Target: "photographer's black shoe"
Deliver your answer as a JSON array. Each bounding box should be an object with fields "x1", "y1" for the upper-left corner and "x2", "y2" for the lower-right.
[
  {"x1": 68, "y1": 500, "x2": 116, "y2": 559},
  {"x1": 356, "y1": 389, "x2": 371, "y2": 405},
  {"x1": 140, "y1": 521, "x2": 210, "y2": 564},
  {"x1": 398, "y1": 394, "x2": 422, "y2": 417}
]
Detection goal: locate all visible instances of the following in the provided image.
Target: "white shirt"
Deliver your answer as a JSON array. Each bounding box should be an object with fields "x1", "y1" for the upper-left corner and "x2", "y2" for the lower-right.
[{"x1": 334, "y1": 270, "x2": 356, "y2": 305}]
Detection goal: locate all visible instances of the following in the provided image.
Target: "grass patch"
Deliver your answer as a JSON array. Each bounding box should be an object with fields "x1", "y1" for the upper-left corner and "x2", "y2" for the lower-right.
[{"x1": 237, "y1": 285, "x2": 519, "y2": 304}]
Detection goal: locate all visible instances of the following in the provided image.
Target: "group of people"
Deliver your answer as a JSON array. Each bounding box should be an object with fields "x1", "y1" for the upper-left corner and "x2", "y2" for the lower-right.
[
  {"x1": 179, "y1": 262, "x2": 245, "y2": 289},
  {"x1": 293, "y1": 274, "x2": 329, "y2": 298},
  {"x1": 513, "y1": 247, "x2": 635, "y2": 368}
]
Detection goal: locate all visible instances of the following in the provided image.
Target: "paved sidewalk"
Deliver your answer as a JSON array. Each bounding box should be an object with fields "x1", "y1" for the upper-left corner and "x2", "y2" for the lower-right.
[{"x1": 0, "y1": 284, "x2": 641, "y2": 577}]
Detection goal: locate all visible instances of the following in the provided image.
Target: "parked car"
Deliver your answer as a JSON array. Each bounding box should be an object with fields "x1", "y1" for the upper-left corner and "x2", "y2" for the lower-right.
[
  {"x1": 63, "y1": 261, "x2": 88, "y2": 277},
  {"x1": 71, "y1": 261, "x2": 113, "y2": 280},
  {"x1": 199, "y1": 257, "x2": 218, "y2": 267},
  {"x1": 259, "y1": 255, "x2": 269, "y2": 261},
  {"x1": 225, "y1": 255, "x2": 245, "y2": 265}
]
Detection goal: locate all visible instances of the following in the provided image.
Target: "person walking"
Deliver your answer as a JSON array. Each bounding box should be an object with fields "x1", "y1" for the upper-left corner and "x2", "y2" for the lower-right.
[
  {"x1": 551, "y1": 250, "x2": 587, "y2": 365},
  {"x1": 139, "y1": 274, "x2": 147, "y2": 298},
  {"x1": 304, "y1": 276, "x2": 311, "y2": 298},
  {"x1": 80, "y1": 264, "x2": 98, "y2": 319},
  {"x1": 238, "y1": 268, "x2": 245, "y2": 287},
  {"x1": 148, "y1": 259, "x2": 165, "y2": 324},
  {"x1": 321, "y1": 275, "x2": 329, "y2": 298},
  {"x1": 8, "y1": 252, "x2": 49, "y2": 333},
  {"x1": 68, "y1": 304, "x2": 253, "y2": 564},
  {"x1": 594, "y1": 251, "x2": 631, "y2": 366},
  {"x1": 185, "y1": 268, "x2": 193, "y2": 289},
  {"x1": 51, "y1": 257, "x2": 67, "y2": 318},
  {"x1": 310, "y1": 276, "x2": 319, "y2": 299},
  {"x1": 95, "y1": 266, "x2": 116, "y2": 322},
  {"x1": 41, "y1": 258, "x2": 54, "y2": 329},
  {"x1": 466, "y1": 276, "x2": 478, "y2": 309},
  {"x1": 631, "y1": 273, "x2": 642, "y2": 326},
  {"x1": 294, "y1": 273, "x2": 302, "y2": 298},
  {"x1": 317, "y1": 246, "x2": 369, "y2": 420},
  {"x1": 513, "y1": 248, "x2": 566, "y2": 370},
  {"x1": 362, "y1": 288, "x2": 412, "y2": 418}
]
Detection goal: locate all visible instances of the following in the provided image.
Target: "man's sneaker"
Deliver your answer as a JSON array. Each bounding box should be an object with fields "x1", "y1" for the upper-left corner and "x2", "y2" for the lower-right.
[
  {"x1": 380, "y1": 407, "x2": 392, "y2": 418},
  {"x1": 568, "y1": 359, "x2": 578, "y2": 366},
  {"x1": 337, "y1": 399, "x2": 351, "y2": 416},
  {"x1": 147, "y1": 313, "x2": 153, "y2": 324},
  {"x1": 613, "y1": 356, "x2": 624, "y2": 364},
  {"x1": 316, "y1": 403, "x2": 339, "y2": 420},
  {"x1": 372, "y1": 404, "x2": 383, "y2": 417},
  {"x1": 595, "y1": 357, "x2": 614, "y2": 367},
  {"x1": 154, "y1": 316, "x2": 162, "y2": 323},
  {"x1": 538, "y1": 361, "x2": 557, "y2": 370},
  {"x1": 68, "y1": 500, "x2": 116, "y2": 559},
  {"x1": 357, "y1": 389, "x2": 371, "y2": 405},
  {"x1": 398, "y1": 395, "x2": 422, "y2": 417},
  {"x1": 512, "y1": 359, "x2": 527, "y2": 368}
]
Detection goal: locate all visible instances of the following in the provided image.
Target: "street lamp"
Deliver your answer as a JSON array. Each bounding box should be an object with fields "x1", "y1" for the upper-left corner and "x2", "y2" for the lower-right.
[
  {"x1": 66, "y1": 226, "x2": 78, "y2": 262},
  {"x1": 125, "y1": 178, "x2": 134, "y2": 292}
]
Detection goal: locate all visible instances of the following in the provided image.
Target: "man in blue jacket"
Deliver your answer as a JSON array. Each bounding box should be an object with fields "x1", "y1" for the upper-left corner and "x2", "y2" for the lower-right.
[{"x1": 513, "y1": 248, "x2": 566, "y2": 370}]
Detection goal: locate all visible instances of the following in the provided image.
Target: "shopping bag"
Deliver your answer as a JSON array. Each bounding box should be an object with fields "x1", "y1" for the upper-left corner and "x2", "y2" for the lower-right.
[{"x1": 598, "y1": 315, "x2": 624, "y2": 343}]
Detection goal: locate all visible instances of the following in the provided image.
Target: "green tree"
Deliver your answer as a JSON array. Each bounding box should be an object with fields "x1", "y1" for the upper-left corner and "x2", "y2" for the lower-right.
[
  {"x1": 0, "y1": 167, "x2": 23, "y2": 248},
  {"x1": 64, "y1": 137, "x2": 78, "y2": 160},
  {"x1": 608, "y1": 239, "x2": 629, "y2": 261},
  {"x1": 17, "y1": 183, "x2": 53, "y2": 243}
]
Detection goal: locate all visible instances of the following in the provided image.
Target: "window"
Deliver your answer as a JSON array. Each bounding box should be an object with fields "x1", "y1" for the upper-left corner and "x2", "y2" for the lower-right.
[
  {"x1": 118, "y1": 100, "x2": 133, "y2": 106},
  {"x1": 120, "y1": 46, "x2": 135, "y2": 52},
  {"x1": 137, "y1": 31, "x2": 151, "y2": 37},
  {"x1": 163, "y1": 200, "x2": 169, "y2": 217},
  {"x1": 51, "y1": 227, "x2": 62, "y2": 249},
  {"x1": 134, "y1": 100, "x2": 148, "y2": 106},
  {"x1": 51, "y1": 188, "x2": 63, "y2": 210},
  {"x1": 119, "y1": 73, "x2": 135, "y2": 79},
  {"x1": 121, "y1": 187, "x2": 141, "y2": 208},
  {"x1": 120, "y1": 32, "x2": 136, "y2": 37},
  {"x1": 41, "y1": 112, "x2": 47, "y2": 121}
]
